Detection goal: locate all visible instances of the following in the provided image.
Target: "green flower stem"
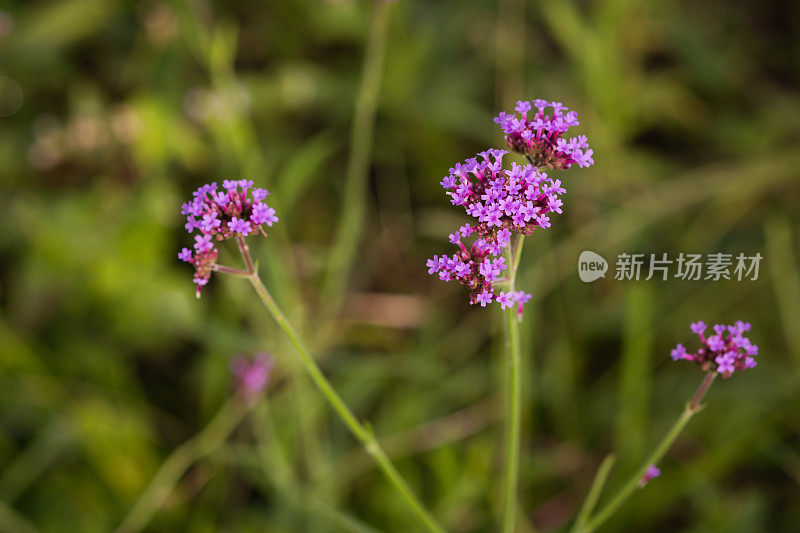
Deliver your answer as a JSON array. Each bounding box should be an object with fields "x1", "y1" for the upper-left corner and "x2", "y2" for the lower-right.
[
  {"x1": 511, "y1": 233, "x2": 525, "y2": 275},
  {"x1": 250, "y1": 403, "x2": 381, "y2": 533},
  {"x1": 571, "y1": 454, "x2": 617, "y2": 533},
  {"x1": 579, "y1": 371, "x2": 717, "y2": 533},
  {"x1": 501, "y1": 235, "x2": 524, "y2": 533},
  {"x1": 238, "y1": 241, "x2": 444, "y2": 533},
  {"x1": 118, "y1": 397, "x2": 252, "y2": 533}
]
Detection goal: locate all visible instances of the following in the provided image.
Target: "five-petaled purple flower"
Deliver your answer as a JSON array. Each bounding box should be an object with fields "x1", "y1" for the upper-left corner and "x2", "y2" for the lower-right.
[
  {"x1": 494, "y1": 99, "x2": 594, "y2": 169},
  {"x1": 496, "y1": 291, "x2": 514, "y2": 310},
  {"x1": 178, "y1": 179, "x2": 279, "y2": 296},
  {"x1": 228, "y1": 217, "x2": 252, "y2": 236},
  {"x1": 671, "y1": 320, "x2": 758, "y2": 378}
]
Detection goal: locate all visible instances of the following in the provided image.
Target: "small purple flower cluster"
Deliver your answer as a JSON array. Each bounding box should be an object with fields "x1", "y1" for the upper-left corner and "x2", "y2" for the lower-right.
[
  {"x1": 671, "y1": 321, "x2": 758, "y2": 378},
  {"x1": 494, "y1": 100, "x2": 594, "y2": 170},
  {"x1": 178, "y1": 180, "x2": 278, "y2": 295},
  {"x1": 231, "y1": 353, "x2": 274, "y2": 398},
  {"x1": 426, "y1": 232, "x2": 531, "y2": 313},
  {"x1": 442, "y1": 149, "x2": 565, "y2": 236}
]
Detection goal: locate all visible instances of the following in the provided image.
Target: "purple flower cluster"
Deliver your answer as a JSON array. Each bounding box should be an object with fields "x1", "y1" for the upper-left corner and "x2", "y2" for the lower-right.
[
  {"x1": 426, "y1": 233, "x2": 531, "y2": 313},
  {"x1": 178, "y1": 180, "x2": 278, "y2": 295},
  {"x1": 442, "y1": 149, "x2": 565, "y2": 236},
  {"x1": 231, "y1": 353, "x2": 274, "y2": 398},
  {"x1": 494, "y1": 100, "x2": 594, "y2": 170},
  {"x1": 427, "y1": 98, "x2": 593, "y2": 312},
  {"x1": 670, "y1": 321, "x2": 758, "y2": 378},
  {"x1": 425, "y1": 148, "x2": 559, "y2": 311}
]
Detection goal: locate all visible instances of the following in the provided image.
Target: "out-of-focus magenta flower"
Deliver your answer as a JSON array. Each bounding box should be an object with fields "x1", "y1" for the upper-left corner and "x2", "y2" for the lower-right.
[
  {"x1": 512, "y1": 291, "x2": 532, "y2": 318},
  {"x1": 670, "y1": 320, "x2": 758, "y2": 378},
  {"x1": 639, "y1": 465, "x2": 661, "y2": 487},
  {"x1": 231, "y1": 353, "x2": 274, "y2": 398}
]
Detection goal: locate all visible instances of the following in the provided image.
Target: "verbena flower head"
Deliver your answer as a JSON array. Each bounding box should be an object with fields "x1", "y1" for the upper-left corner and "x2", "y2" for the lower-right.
[
  {"x1": 442, "y1": 149, "x2": 566, "y2": 238},
  {"x1": 178, "y1": 180, "x2": 278, "y2": 296},
  {"x1": 231, "y1": 353, "x2": 274, "y2": 399},
  {"x1": 426, "y1": 235, "x2": 531, "y2": 311},
  {"x1": 494, "y1": 99, "x2": 593, "y2": 169},
  {"x1": 428, "y1": 98, "x2": 591, "y2": 312},
  {"x1": 671, "y1": 320, "x2": 758, "y2": 378},
  {"x1": 639, "y1": 465, "x2": 661, "y2": 488},
  {"x1": 427, "y1": 148, "x2": 554, "y2": 311}
]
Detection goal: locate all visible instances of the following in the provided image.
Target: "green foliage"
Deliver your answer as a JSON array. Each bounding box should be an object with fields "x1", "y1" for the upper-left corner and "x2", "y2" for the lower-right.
[{"x1": 1, "y1": 0, "x2": 798, "y2": 531}]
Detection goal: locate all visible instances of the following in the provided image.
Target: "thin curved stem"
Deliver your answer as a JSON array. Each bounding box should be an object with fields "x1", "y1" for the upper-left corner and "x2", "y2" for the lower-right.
[
  {"x1": 117, "y1": 397, "x2": 251, "y2": 533},
  {"x1": 212, "y1": 263, "x2": 251, "y2": 276},
  {"x1": 690, "y1": 370, "x2": 717, "y2": 411},
  {"x1": 236, "y1": 235, "x2": 254, "y2": 274},
  {"x1": 579, "y1": 372, "x2": 717, "y2": 532},
  {"x1": 571, "y1": 454, "x2": 616, "y2": 533},
  {"x1": 250, "y1": 402, "x2": 379, "y2": 533},
  {"x1": 239, "y1": 245, "x2": 444, "y2": 533},
  {"x1": 501, "y1": 237, "x2": 524, "y2": 533}
]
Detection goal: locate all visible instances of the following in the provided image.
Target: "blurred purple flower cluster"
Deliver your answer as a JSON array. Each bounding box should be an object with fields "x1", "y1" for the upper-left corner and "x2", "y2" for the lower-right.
[
  {"x1": 671, "y1": 321, "x2": 758, "y2": 377},
  {"x1": 178, "y1": 180, "x2": 278, "y2": 295},
  {"x1": 231, "y1": 353, "x2": 274, "y2": 398}
]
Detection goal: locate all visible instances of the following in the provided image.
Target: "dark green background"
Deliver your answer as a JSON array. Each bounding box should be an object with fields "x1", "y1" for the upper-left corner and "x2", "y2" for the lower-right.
[{"x1": 1, "y1": 0, "x2": 799, "y2": 531}]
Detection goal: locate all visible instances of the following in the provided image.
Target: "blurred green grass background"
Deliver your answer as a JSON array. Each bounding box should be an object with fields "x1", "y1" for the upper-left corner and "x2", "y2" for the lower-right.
[{"x1": 1, "y1": 0, "x2": 799, "y2": 531}]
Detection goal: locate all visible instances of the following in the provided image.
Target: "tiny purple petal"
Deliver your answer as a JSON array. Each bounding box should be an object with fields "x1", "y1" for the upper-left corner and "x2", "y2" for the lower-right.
[
  {"x1": 690, "y1": 321, "x2": 707, "y2": 336},
  {"x1": 639, "y1": 465, "x2": 661, "y2": 487},
  {"x1": 251, "y1": 188, "x2": 269, "y2": 201},
  {"x1": 670, "y1": 343, "x2": 687, "y2": 361},
  {"x1": 496, "y1": 291, "x2": 514, "y2": 310},
  {"x1": 476, "y1": 291, "x2": 493, "y2": 307},
  {"x1": 194, "y1": 234, "x2": 214, "y2": 252},
  {"x1": 228, "y1": 217, "x2": 252, "y2": 235}
]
